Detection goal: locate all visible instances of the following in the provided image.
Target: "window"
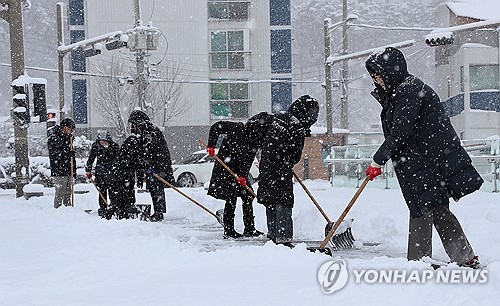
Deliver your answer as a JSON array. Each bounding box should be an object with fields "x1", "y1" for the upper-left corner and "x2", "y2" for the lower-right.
[
  {"x1": 270, "y1": 29, "x2": 292, "y2": 74},
  {"x1": 271, "y1": 78, "x2": 292, "y2": 113},
  {"x1": 461, "y1": 64, "x2": 499, "y2": 92},
  {"x1": 210, "y1": 30, "x2": 248, "y2": 70},
  {"x1": 72, "y1": 79, "x2": 87, "y2": 124},
  {"x1": 270, "y1": 0, "x2": 290, "y2": 26},
  {"x1": 70, "y1": 30, "x2": 86, "y2": 73},
  {"x1": 69, "y1": 0, "x2": 84, "y2": 26},
  {"x1": 210, "y1": 80, "x2": 250, "y2": 119},
  {"x1": 208, "y1": 1, "x2": 249, "y2": 20}
]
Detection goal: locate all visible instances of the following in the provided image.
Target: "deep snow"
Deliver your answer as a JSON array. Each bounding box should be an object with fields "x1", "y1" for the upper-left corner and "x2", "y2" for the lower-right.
[{"x1": 1, "y1": 179, "x2": 499, "y2": 305}]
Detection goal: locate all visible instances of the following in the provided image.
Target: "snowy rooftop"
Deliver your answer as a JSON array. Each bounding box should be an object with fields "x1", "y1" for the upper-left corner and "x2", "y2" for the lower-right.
[{"x1": 447, "y1": 0, "x2": 500, "y2": 21}]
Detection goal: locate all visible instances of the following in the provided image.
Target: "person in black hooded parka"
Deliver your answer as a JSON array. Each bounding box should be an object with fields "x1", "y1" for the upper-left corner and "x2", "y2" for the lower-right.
[
  {"x1": 85, "y1": 130, "x2": 120, "y2": 218},
  {"x1": 257, "y1": 95, "x2": 319, "y2": 245},
  {"x1": 129, "y1": 110, "x2": 175, "y2": 222},
  {"x1": 365, "y1": 47, "x2": 483, "y2": 268},
  {"x1": 205, "y1": 112, "x2": 273, "y2": 238},
  {"x1": 107, "y1": 134, "x2": 143, "y2": 219}
]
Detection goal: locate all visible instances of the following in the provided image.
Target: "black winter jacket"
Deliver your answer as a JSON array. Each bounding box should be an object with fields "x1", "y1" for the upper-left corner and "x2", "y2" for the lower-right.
[
  {"x1": 207, "y1": 121, "x2": 256, "y2": 200},
  {"x1": 257, "y1": 113, "x2": 306, "y2": 208},
  {"x1": 366, "y1": 47, "x2": 483, "y2": 218},
  {"x1": 139, "y1": 121, "x2": 175, "y2": 186},
  {"x1": 108, "y1": 135, "x2": 143, "y2": 209},
  {"x1": 47, "y1": 126, "x2": 76, "y2": 177},
  {"x1": 85, "y1": 140, "x2": 119, "y2": 185}
]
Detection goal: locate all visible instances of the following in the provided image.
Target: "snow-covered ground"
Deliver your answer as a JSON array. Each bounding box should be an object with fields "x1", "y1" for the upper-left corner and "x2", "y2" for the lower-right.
[{"x1": 1, "y1": 179, "x2": 499, "y2": 305}]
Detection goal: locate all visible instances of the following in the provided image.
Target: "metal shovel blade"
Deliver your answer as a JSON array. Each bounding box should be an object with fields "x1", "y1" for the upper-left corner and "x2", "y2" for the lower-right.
[
  {"x1": 324, "y1": 218, "x2": 355, "y2": 250},
  {"x1": 215, "y1": 209, "x2": 224, "y2": 226}
]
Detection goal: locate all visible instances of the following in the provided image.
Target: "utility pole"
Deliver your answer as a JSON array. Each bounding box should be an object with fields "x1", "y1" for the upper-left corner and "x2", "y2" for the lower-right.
[
  {"x1": 324, "y1": 19, "x2": 333, "y2": 142},
  {"x1": 340, "y1": 0, "x2": 349, "y2": 130},
  {"x1": 56, "y1": 2, "x2": 67, "y2": 119},
  {"x1": 134, "y1": 0, "x2": 147, "y2": 111},
  {"x1": 1, "y1": 0, "x2": 30, "y2": 197}
]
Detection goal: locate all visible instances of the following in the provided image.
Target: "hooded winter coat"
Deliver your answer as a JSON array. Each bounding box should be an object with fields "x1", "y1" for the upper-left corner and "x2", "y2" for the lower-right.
[
  {"x1": 257, "y1": 113, "x2": 306, "y2": 208},
  {"x1": 365, "y1": 47, "x2": 483, "y2": 218},
  {"x1": 47, "y1": 125, "x2": 76, "y2": 177},
  {"x1": 85, "y1": 133, "x2": 120, "y2": 186},
  {"x1": 108, "y1": 134, "x2": 143, "y2": 217},
  {"x1": 206, "y1": 121, "x2": 256, "y2": 200},
  {"x1": 138, "y1": 120, "x2": 175, "y2": 186}
]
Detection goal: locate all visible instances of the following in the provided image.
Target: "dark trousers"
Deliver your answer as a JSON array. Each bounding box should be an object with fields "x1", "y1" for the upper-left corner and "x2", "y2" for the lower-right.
[
  {"x1": 223, "y1": 193, "x2": 255, "y2": 232},
  {"x1": 148, "y1": 182, "x2": 166, "y2": 214},
  {"x1": 407, "y1": 204, "x2": 475, "y2": 265},
  {"x1": 108, "y1": 183, "x2": 136, "y2": 219},
  {"x1": 266, "y1": 205, "x2": 293, "y2": 244}
]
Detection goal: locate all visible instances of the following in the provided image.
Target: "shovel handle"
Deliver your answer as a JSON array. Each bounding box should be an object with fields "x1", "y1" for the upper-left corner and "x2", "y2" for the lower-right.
[
  {"x1": 319, "y1": 176, "x2": 370, "y2": 249},
  {"x1": 198, "y1": 139, "x2": 257, "y2": 198},
  {"x1": 292, "y1": 169, "x2": 331, "y2": 223},
  {"x1": 153, "y1": 173, "x2": 219, "y2": 221},
  {"x1": 89, "y1": 176, "x2": 109, "y2": 208}
]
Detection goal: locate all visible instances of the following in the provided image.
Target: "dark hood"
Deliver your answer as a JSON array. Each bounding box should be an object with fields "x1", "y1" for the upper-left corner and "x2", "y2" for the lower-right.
[
  {"x1": 365, "y1": 47, "x2": 409, "y2": 94},
  {"x1": 287, "y1": 95, "x2": 319, "y2": 129}
]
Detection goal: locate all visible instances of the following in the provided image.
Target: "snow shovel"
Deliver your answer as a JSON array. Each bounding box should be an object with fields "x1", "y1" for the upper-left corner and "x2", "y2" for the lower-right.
[
  {"x1": 292, "y1": 169, "x2": 338, "y2": 238},
  {"x1": 316, "y1": 176, "x2": 369, "y2": 251},
  {"x1": 153, "y1": 173, "x2": 224, "y2": 225},
  {"x1": 307, "y1": 176, "x2": 369, "y2": 255},
  {"x1": 87, "y1": 176, "x2": 109, "y2": 213}
]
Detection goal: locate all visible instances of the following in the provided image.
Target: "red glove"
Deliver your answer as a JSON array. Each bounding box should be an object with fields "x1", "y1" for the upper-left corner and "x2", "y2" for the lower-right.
[
  {"x1": 365, "y1": 163, "x2": 382, "y2": 181},
  {"x1": 206, "y1": 147, "x2": 216, "y2": 157},
  {"x1": 237, "y1": 176, "x2": 247, "y2": 187},
  {"x1": 86, "y1": 172, "x2": 92, "y2": 180}
]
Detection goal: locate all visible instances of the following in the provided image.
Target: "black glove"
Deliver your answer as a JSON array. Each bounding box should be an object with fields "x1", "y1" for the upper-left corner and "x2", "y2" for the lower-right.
[{"x1": 137, "y1": 180, "x2": 144, "y2": 189}]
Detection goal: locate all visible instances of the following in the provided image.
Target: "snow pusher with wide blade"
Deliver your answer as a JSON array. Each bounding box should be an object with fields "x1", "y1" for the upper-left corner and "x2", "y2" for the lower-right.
[
  {"x1": 308, "y1": 176, "x2": 370, "y2": 254},
  {"x1": 292, "y1": 169, "x2": 355, "y2": 249}
]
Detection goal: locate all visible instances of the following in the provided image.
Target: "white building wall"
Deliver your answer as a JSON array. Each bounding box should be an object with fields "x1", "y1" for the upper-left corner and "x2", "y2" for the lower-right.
[
  {"x1": 85, "y1": 0, "x2": 210, "y2": 128},
  {"x1": 84, "y1": 0, "x2": 276, "y2": 129}
]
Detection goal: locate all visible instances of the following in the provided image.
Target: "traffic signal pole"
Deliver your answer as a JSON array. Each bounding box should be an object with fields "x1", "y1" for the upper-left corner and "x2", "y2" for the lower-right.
[{"x1": 3, "y1": 0, "x2": 30, "y2": 197}]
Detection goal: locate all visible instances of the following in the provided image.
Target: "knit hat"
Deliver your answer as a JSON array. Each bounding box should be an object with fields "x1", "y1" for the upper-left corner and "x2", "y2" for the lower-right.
[{"x1": 60, "y1": 118, "x2": 75, "y2": 129}]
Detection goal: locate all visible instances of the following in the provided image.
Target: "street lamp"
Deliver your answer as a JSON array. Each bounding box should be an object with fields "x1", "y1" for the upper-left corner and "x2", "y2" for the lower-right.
[{"x1": 324, "y1": 13, "x2": 358, "y2": 140}]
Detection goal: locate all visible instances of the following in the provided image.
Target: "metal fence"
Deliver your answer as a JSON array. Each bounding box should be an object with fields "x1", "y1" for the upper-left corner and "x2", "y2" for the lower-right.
[{"x1": 323, "y1": 137, "x2": 500, "y2": 193}]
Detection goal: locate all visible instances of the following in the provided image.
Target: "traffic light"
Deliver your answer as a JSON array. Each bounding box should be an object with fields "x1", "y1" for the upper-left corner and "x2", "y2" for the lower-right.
[
  {"x1": 425, "y1": 32, "x2": 454, "y2": 47},
  {"x1": 32, "y1": 83, "x2": 47, "y2": 122},
  {"x1": 12, "y1": 84, "x2": 30, "y2": 124},
  {"x1": 46, "y1": 110, "x2": 57, "y2": 136},
  {"x1": 106, "y1": 35, "x2": 128, "y2": 51}
]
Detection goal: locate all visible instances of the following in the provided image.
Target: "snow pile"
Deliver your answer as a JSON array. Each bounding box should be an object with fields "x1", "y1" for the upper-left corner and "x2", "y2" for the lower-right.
[{"x1": 0, "y1": 180, "x2": 499, "y2": 305}]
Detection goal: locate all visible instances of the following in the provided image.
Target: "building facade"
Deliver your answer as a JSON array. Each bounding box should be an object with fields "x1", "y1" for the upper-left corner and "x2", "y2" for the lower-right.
[
  {"x1": 432, "y1": 2, "x2": 500, "y2": 140},
  {"x1": 67, "y1": 0, "x2": 293, "y2": 160}
]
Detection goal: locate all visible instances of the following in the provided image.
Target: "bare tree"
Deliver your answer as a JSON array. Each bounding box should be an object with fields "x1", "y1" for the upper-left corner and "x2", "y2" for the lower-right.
[
  {"x1": 91, "y1": 57, "x2": 188, "y2": 135},
  {"x1": 91, "y1": 58, "x2": 136, "y2": 137},
  {"x1": 146, "y1": 62, "x2": 187, "y2": 127}
]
